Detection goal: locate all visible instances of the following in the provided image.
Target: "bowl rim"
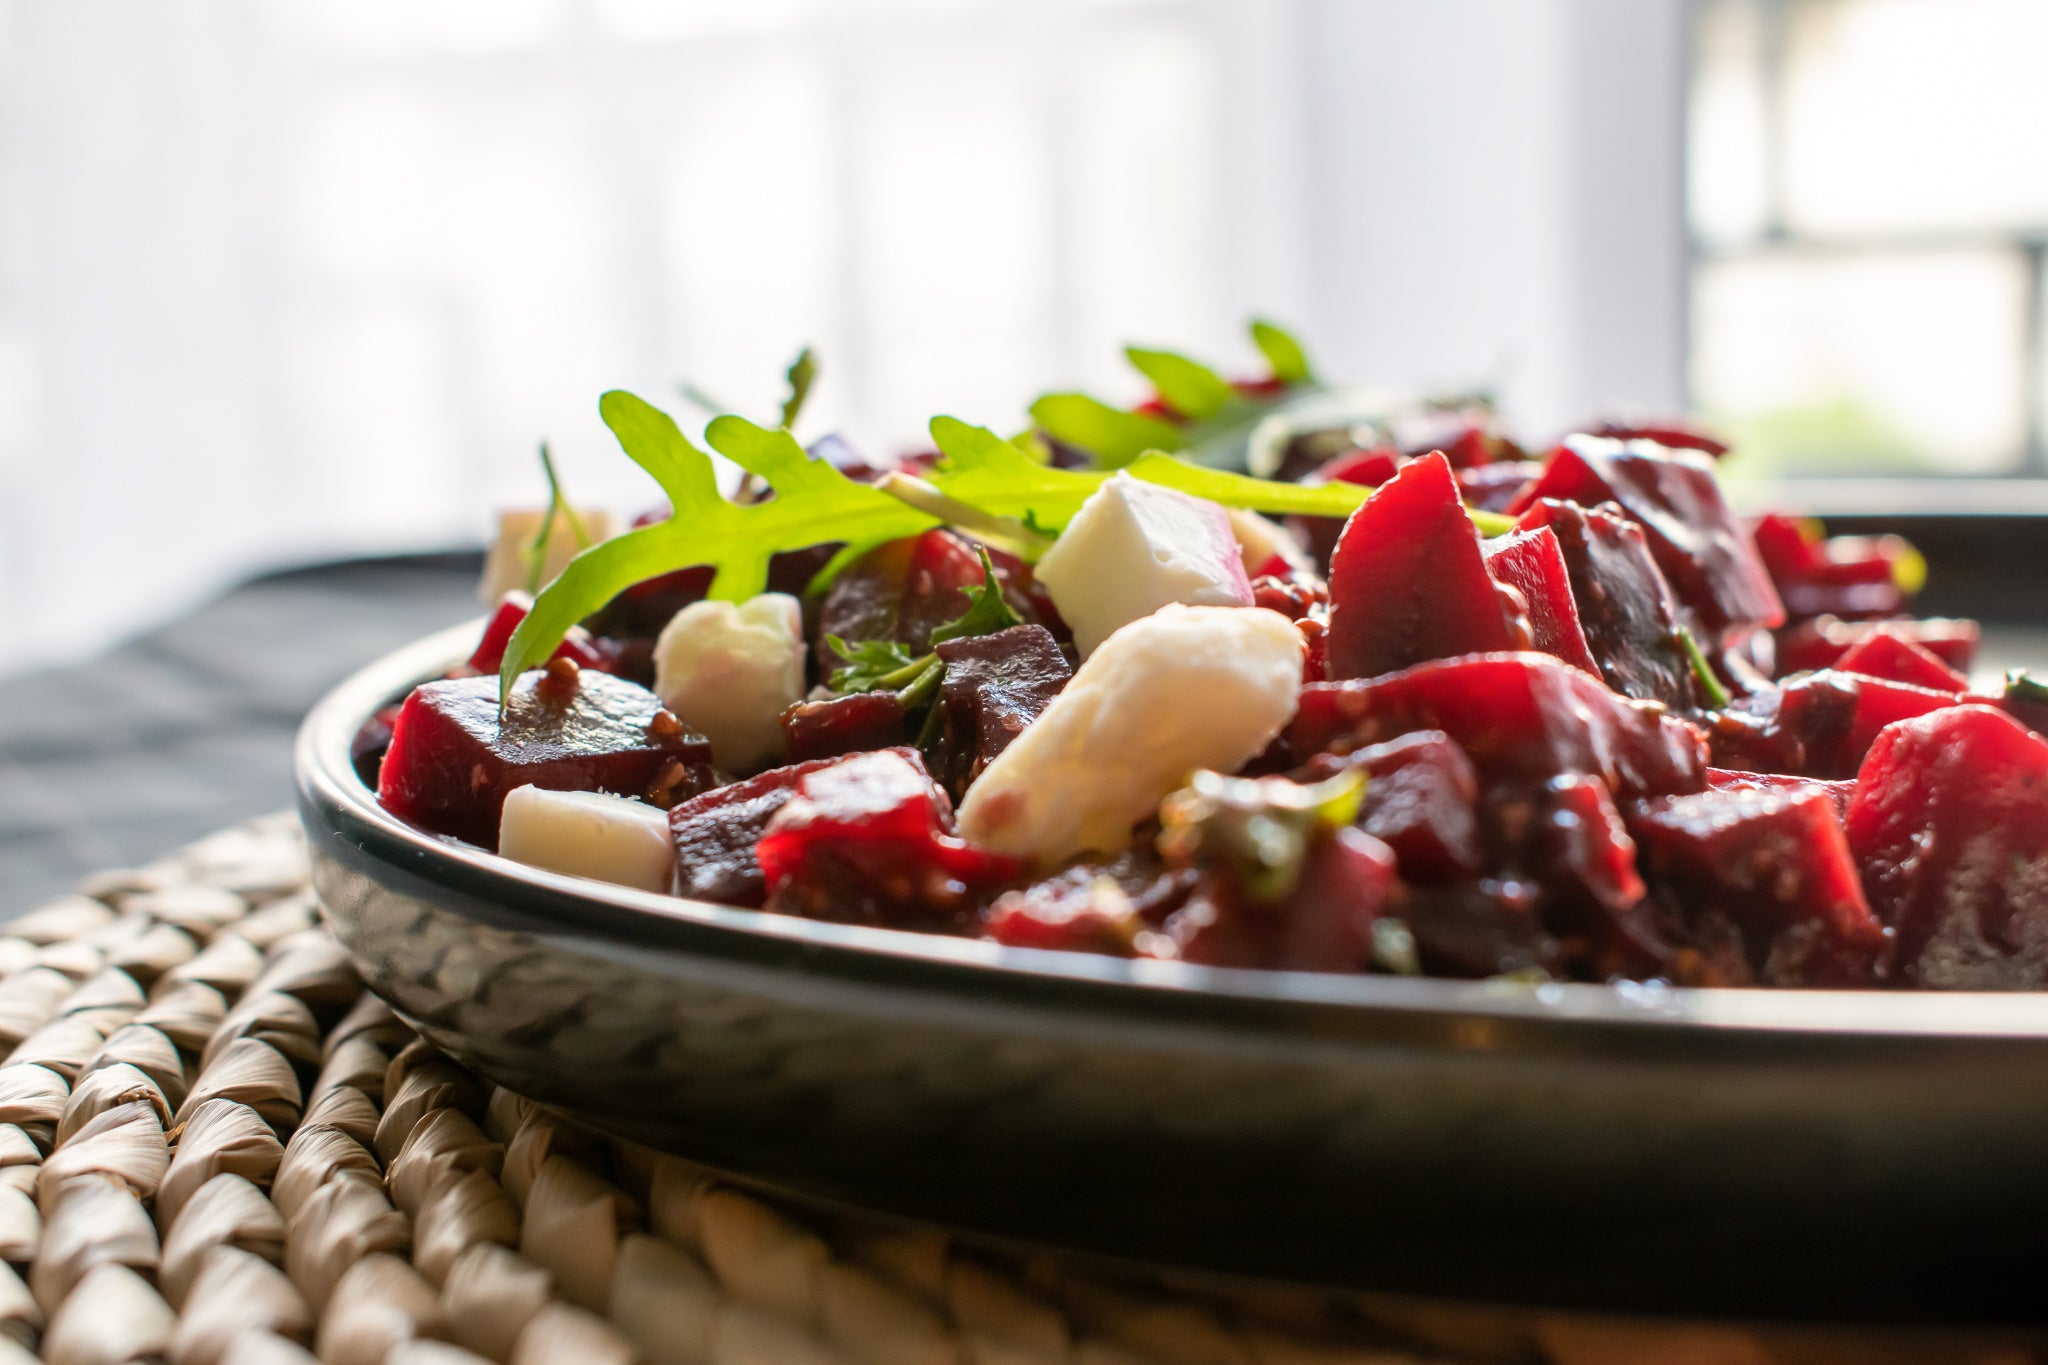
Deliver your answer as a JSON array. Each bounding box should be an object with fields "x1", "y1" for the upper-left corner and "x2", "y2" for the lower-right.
[{"x1": 296, "y1": 618, "x2": 2048, "y2": 1050}]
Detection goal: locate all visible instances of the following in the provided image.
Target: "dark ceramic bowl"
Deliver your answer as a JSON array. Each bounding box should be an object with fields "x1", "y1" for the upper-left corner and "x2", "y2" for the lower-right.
[{"x1": 298, "y1": 621, "x2": 2048, "y2": 1322}]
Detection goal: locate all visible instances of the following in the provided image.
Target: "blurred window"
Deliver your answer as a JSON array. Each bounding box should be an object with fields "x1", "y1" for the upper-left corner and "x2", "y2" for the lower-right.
[{"x1": 1690, "y1": 0, "x2": 2048, "y2": 477}]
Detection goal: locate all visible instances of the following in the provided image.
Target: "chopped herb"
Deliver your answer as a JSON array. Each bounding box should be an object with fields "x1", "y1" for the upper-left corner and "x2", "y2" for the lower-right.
[
  {"x1": 894, "y1": 653, "x2": 945, "y2": 712},
  {"x1": 1676, "y1": 624, "x2": 1732, "y2": 710},
  {"x1": 1250, "y1": 319, "x2": 1314, "y2": 385},
  {"x1": 2006, "y1": 669, "x2": 2048, "y2": 706},
  {"x1": 825, "y1": 636, "x2": 923, "y2": 694},
  {"x1": 522, "y1": 442, "x2": 593, "y2": 596},
  {"x1": 780, "y1": 346, "x2": 818, "y2": 430},
  {"x1": 1371, "y1": 918, "x2": 1421, "y2": 976},
  {"x1": 929, "y1": 549, "x2": 1025, "y2": 645}
]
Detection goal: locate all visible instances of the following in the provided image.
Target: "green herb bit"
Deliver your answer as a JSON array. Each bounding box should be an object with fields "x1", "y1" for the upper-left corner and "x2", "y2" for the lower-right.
[
  {"x1": 1157, "y1": 767, "x2": 1368, "y2": 906},
  {"x1": 930, "y1": 549, "x2": 1025, "y2": 646},
  {"x1": 876, "y1": 472, "x2": 1056, "y2": 563},
  {"x1": 522, "y1": 442, "x2": 593, "y2": 596},
  {"x1": 1250, "y1": 319, "x2": 1314, "y2": 385},
  {"x1": 1125, "y1": 346, "x2": 1234, "y2": 421},
  {"x1": 1676, "y1": 624, "x2": 1732, "y2": 710},
  {"x1": 499, "y1": 394, "x2": 936, "y2": 704},
  {"x1": 2006, "y1": 669, "x2": 2048, "y2": 706},
  {"x1": 780, "y1": 346, "x2": 818, "y2": 430},
  {"x1": 894, "y1": 653, "x2": 945, "y2": 712},
  {"x1": 1370, "y1": 918, "x2": 1421, "y2": 976},
  {"x1": 1025, "y1": 393, "x2": 1183, "y2": 470},
  {"x1": 825, "y1": 635, "x2": 922, "y2": 693}
]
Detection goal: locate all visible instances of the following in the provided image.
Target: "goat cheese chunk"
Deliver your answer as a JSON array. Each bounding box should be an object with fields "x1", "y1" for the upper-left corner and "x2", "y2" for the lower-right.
[
  {"x1": 958, "y1": 604, "x2": 1304, "y2": 864},
  {"x1": 499, "y1": 786, "x2": 675, "y2": 894},
  {"x1": 1033, "y1": 472, "x2": 1253, "y2": 657},
  {"x1": 653, "y1": 593, "x2": 805, "y2": 774},
  {"x1": 478, "y1": 506, "x2": 617, "y2": 603}
]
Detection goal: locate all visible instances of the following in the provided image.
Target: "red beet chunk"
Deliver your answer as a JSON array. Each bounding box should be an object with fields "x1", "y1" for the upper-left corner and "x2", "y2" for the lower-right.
[
  {"x1": 669, "y1": 755, "x2": 849, "y2": 906},
  {"x1": 1482, "y1": 526, "x2": 1602, "y2": 677},
  {"x1": 1533, "y1": 775, "x2": 1646, "y2": 916},
  {"x1": 1847, "y1": 705, "x2": 2048, "y2": 987},
  {"x1": 379, "y1": 670, "x2": 710, "y2": 850},
  {"x1": 1587, "y1": 419, "x2": 1730, "y2": 460},
  {"x1": 932, "y1": 624, "x2": 1072, "y2": 789},
  {"x1": 1458, "y1": 461, "x2": 1543, "y2": 514},
  {"x1": 815, "y1": 529, "x2": 1046, "y2": 672},
  {"x1": 1290, "y1": 446, "x2": 1402, "y2": 567},
  {"x1": 1507, "y1": 437, "x2": 1784, "y2": 634},
  {"x1": 1163, "y1": 829, "x2": 1400, "y2": 973},
  {"x1": 1516, "y1": 499, "x2": 1701, "y2": 710},
  {"x1": 1834, "y1": 629, "x2": 1968, "y2": 692},
  {"x1": 1297, "y1": 731, "x2": 1483, "y2": 881},
  {"x1": 466, "y1": 592, "x2": 609, "y2": 675},
  {"x1": 1774, "y1": 616, "x2": 1980, "y2": 677},
  {"x1": 780, "y1": 692, "x2": 906, "y2": 763},
  {"x1": 984, "y1": 853, "x2": 1197, "y2": 955},
  {"x1": 1711, "y1": 670, "x2": 1958, "y2": 779},
  {"x1": 1707, "y1": 767, "x2": 1856, "y2": 822},
  {"x1": 1325, "y1": 453, "x2": 1518, "y2": 681},
  {"x1": 1402, "y1": 880, "x2": 1560, "y2": 979},
  {"x1": 1629, "y1": 785, "x2": 1887, "y2": 986},
  {"x1": 757, "y1": 748, "x2": 1019, "y2": 929},
  {"x1": 1289, "y1": 652, "x2": 1708, "y2": 801}
]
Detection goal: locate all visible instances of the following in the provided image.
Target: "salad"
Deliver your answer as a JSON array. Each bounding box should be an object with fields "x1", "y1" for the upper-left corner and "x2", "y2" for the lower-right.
[{"x1": 365, "y1": 325, "x2": 2045, "y2": 990}]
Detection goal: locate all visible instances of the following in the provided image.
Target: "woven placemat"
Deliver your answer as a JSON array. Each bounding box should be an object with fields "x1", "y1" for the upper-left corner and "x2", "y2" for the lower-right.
[{"x1": 0, "y1": 815, "x2": 2036, "y2": 1365}]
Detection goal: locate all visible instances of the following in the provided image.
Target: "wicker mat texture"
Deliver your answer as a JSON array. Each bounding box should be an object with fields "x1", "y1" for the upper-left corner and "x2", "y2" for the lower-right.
[{"x1": 0, "y1": 815, "x2": 2035, "y2": 1365}]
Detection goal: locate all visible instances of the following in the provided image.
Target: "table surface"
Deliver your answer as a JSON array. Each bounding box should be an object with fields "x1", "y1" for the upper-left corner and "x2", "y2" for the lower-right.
[
  {"x1": 4, "y1": 553, "x2": 2045, "y2": 920},
  {"x1": 0, "y1": 554, "x2": 480, "y2": 916}
]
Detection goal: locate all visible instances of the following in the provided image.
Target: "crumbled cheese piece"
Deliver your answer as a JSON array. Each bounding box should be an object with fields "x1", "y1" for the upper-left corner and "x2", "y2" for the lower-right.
[
  {"x1": 1226, "y1": 507, "x2": 1315, "y2": 579},
  {"x1": 958, "y1": 604, "x2": 1304, "y2": 863},
  {"x1": 499, "y1": 786, "x2": 674, "y2": 894},
  {"x1": 478, "y1": 506, "x2": 618, "y2": 603},
  {"x1": 1032, "y1": 472, "x2": 1252, "y2": 657},
  {"x1": 653, "y1": 593, "x2": 805, "y2": 773}
]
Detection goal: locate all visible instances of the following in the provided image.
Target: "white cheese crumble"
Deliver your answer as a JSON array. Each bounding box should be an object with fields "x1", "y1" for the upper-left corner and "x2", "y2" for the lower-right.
[
  {"x1": 477, "y1": 506, "x2": 617, "y2": 603},
  {"x1": 653, "y1": 593, "x2": 806, "y2": 774},
  {"x1": 499, "y1": 786, "x2": 675, "y2": 894}
]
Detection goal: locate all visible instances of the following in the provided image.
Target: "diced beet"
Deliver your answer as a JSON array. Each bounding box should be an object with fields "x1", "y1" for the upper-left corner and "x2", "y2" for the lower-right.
[
  {"x1": 1482, "y1": 526, "x2": 1602, "y2": 677},
  {"x1": 1587, "y1": 419, "x2": 1730, "y2": 460},
  {"x1": 1707, "y1": 767, "x2": 1856, "y2": 822},
  {"x1": 756, "y1": 748, "x2": 1019, "y2": 929},
  {"x1": 1296, "y1": 731, "x2": 1483, "y2": 881},
  {"x1": 1325, "y1": 453, "x2": 1518, "y2": 680},
  {"x1": 1290, "y1": 446, "x2": 1402, "y2": 566},
  {"x1": 1709, "y1": 670, "x2": 1959, "y2": 780},
  {"x1": 1774, "y1": 615, "x2": 1980, "y2": 678},
  {"x1": 780, "y1": 692, "x2": 907, "y2": 763},
  {"x1": 1834, "y1": 629, "x2": 1969, "y2": 692},
  {"x1": 1507, "y1": 437, "x2": 1784, "y2": 634},
  {"x1": 932, "y1": 624, "x2": 1072, "y2": 789},
  {"x1": 1458, "y1": 461, "x2": 1543, "y2": 514},
  {"x1": 984, "y1": 880, "x2": 1142, "y2": 956},
  {"x1": 1777, "y1": 555, "x2": 1903, "y2": 622},
  {"x1": 467, "y1": 592, "x2": 609, "y2": 675},
  {"x1": 1838, "y1": 674, "x2": 1962, "y2": 779},
  {"x1": 1532, "y1": 775, "x2": 1646, "y2": 915},
  {"x1": 1629, "y1": 786, "x2": 1886, "y2": 986},
  {"x1": 1847, "y1": 704, "x2": 2048, "y2": 987},
  {"x1": 1516, "y1": 499, "x2": 1701, "y2": 710},
  {"x1": 379, "y1": 670, "x2": 711, "y2": 850},
  {"x1": 1270, "y1": 828, "x2": 1400, "y2": 972},
  {"x1": 1435, "y1": 424, "x2": 1495, "y2": 469},
  {"x1": 1751, "y1": 513, "x2": 1826, "y2": 585},
  {"x1": 1401, "y1": 880, "x2": 1560, "y2": 979},
  {"x1": 1289, "y1": 652, "x2": 1709, "y2": 801},
  {"x1": 669, "y1": 754, "x2": 848, "y2": 906},
  {"x1": 815, "y1": 529, "x2": 1043, "y2": 672}
]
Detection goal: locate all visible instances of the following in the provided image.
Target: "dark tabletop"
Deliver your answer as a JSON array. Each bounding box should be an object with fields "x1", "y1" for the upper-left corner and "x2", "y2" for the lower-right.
[{"x1": 0, "y1": 554, "x2": 481, "y2": 916}]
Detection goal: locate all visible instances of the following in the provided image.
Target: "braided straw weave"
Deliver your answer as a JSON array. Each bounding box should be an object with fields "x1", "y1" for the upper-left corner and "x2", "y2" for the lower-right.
[{"x1": 0, "y1": 814, "x2": 2035, "y2": 1365}]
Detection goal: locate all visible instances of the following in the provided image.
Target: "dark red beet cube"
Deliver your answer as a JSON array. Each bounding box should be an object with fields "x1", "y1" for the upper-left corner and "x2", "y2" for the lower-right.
[
  {"x1": 1290, "y1": 446, "x2": 1402, "y2": 567},
  {"x1": 1847, "y1": 704, "x2": 2048, "y2": 987},
  {"x1": 1401, "y1": 880, "x2": 1560, "y2": 979},
  {"x1": 984, "y1": 880, "x2": 1142, "y2": 956},
  {"x1": 1325, "y1": 452, "x2": 1517, "y2": 680},
  {"x1": 1629, "y1": 786, "x2": 1886, "y2": 986},
  {"x1": 467, "y1": 592, "x2": 610, "y2": 675},
  {"x1": 1482, "y1": 526, "x2": 1602, "y2": 677},
  {"x1": 1711, "y1": 670, "x2": 1958, "y2": 780},
  {"x1": 1296, "y1": 731, "x2": 1483, "y2": 881},
  {"x1": 1289, "y1": 652, "x2": 1709, "y2": 802},
  {"x1": 1458, "y1": 461, "x2": 1543, "y2": 514},
  {"x1": 780, "y1": 692, "x2": 907, "y2": 763},
  {"x1": 1833, "y1": 629, "x2": 1968, "y2": 692},
  {"x1": 932, "y1": 624, "x2": 1072, "y2": 789},
  {"x1": 669, "y1": 755, "x2": 848, "y2": 907},
  {"x1": 1507, "y1": 437, "x2": 1784, "y2": 634},
  {"x1": 378, "y1": 670, "x2": 710, "y2": 850},
  {"x1": 757, "y1": 748, "x2": 1019, "y2": 928},
  {"x1": 816, "y1": 529, "x2": 1044, "y2": 671},
  {"x1": 1270, "y1": 828, "x2": 1400, "y2": 972},
  {"x1": 1516, "y1": 498, "x2": 1701, "y2": 710},
  {"x1": 1588, "y1": 419, "x2": 1730, "y2": 460},
  {"x1": 1774, "y1": 616, "x2": 1980, "y2": 678},
  {"x1": 1707, "y1": 767, "x2": 1856, "y2": 823},
  {"x1": 1532, "y1": 774, "x2": 1646, "y2": 917}
]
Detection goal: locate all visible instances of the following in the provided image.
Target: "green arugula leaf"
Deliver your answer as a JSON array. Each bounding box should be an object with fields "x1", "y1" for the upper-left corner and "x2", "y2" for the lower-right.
[
  {"x1": 1026, "y1": 394, "x2": 1184, "y2": 469},
  {"x1": 499, "y1": 394, "x2": 935, "y2": 702},
  {"x1": 522, "y1": 442, "x2": 592, "y2": 596},
  {"x1": 929, "y1": 549, "x2": 1024, "y2": 645},
  {"x1": 1676, "y1": 624, "x2": 1732, "y2": 710},
  {"x1": 1121, "y1": 452, "x2": 1516, "y2": 535},
  {"x1": 1250, "y1": 319, "x2": 1313, "y2": 385},
  {"x1": 780, "y1": 346, "x2": 817, "y2": 430},
  {"x1": 1124, "y1": 346, "x2": 1233, "y2": 421},
  {"x1": 2006, "y1": 669, "x2": 2048, "y2": 706},
  {"x1": 826, "y1": 635, "x2": 923, "y2": 693},
  {"x1": 927, "y1": 417, "x2": 1107, "y2": 531}
]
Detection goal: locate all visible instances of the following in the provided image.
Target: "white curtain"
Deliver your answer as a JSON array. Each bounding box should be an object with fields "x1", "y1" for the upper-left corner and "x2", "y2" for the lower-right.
[{"x1": 0, "y1": 0, "x2": 1686, "y2": 674}]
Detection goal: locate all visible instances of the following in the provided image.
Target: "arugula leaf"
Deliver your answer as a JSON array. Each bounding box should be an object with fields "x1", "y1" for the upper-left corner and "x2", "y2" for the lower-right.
[
  {"x1": 930, "y1": 549, "x2": 1024, "y2": 645},
  {"x1": 826, "y1": 635, "x2": 923, "y2": 693},
  {"x1": 499, "y1": 394, "x2": 935, "y2": 701},
  {"x1": 2006, "y1": 669, "x2": 2048, "y2": 706},
  {"x1": 1250, "y1": 319, "x2": 1313, "y2": 385},
  {"x1": 1125, "y1": 346, "x2": 1233, "y2": 421},
  {"x1": 780, "y1": 346, "x2": 817, "y2": 430},
  {"x1": 522, "y1": 441, "x2": 592, "y2": 596},
  {"x1": 927, "y1": 417, "x2": 1107, "y2": 530},
  {"x1": 1026, "y1": 393, "x2": 1183, "y2": 469},
  {"x1": 1676, "y1": 624, "x2": 1732, "y2": 710}
]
